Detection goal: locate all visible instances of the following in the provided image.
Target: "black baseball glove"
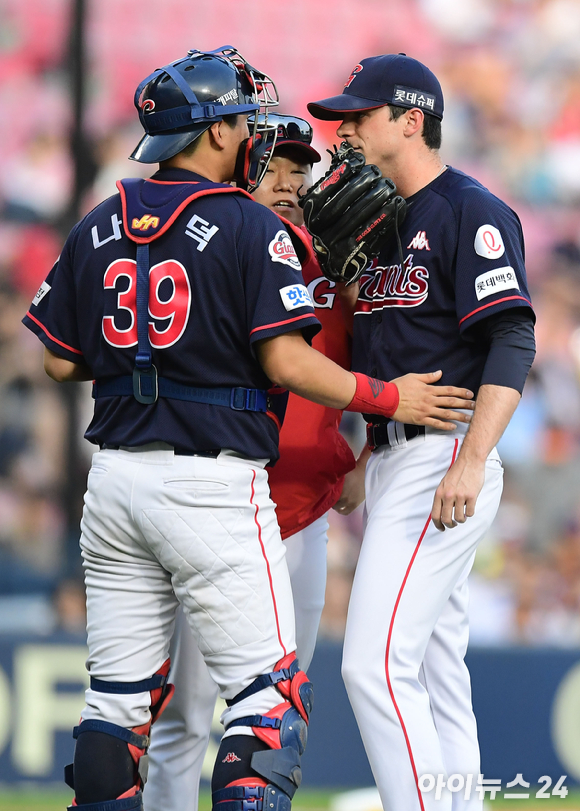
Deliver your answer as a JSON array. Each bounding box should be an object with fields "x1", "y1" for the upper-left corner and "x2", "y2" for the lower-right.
[{"x1": 299, "y1": 142, "x2": 407, "y2": 284}]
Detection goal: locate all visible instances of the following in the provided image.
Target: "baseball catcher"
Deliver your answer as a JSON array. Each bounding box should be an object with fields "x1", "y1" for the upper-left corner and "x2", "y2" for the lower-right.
[{"x1": 299, "y1": 141, "x2": 407, "y2": 284}]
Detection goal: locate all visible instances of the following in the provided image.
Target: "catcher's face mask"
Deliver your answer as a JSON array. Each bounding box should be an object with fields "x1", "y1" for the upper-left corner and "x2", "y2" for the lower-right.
[
  {"x1": 228, "y1": 51, "x2": 280, "y2": 192},
  {"x1": 235, "y1": 125, "x2": 279, "y2": 192}
]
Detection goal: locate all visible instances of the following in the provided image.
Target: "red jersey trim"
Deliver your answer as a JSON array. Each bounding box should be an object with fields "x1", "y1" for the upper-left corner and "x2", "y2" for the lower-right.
[
  {"x1": 250, "y1": 313, "x2": 317, "y2": 336},
  {"x1": 250, "y1": 469, "x2": 287, "y2": 657},
  {"x1": 384, "y1": 438, "x2": 459, "y2": 811},
  {"x1": 25, "y1": 311, "x2": 83, "y2": 356},
  {"x1": 116, "y1": 182, "x2": 253, "y2": 244},
  {"x1": 146, "y1": 180, "x2": 200, "y2": 185},
  {"x1": 458, "y1": 295, "x2": 532, "y2": 326},
  {"x1": 354, "y1": 300, "x2": 424, "y2": 313}
]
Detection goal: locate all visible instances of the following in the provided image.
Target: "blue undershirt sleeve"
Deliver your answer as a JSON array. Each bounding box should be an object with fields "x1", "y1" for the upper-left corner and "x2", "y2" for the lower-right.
[{"x1": 474, "y1": 308, "x2": 536, "y2": 394}]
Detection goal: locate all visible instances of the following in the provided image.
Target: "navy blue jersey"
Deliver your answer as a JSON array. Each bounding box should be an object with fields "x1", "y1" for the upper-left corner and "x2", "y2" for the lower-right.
[
  {"x1": 23, "y1": 168, "x2": 320, "y2": 461},
  {"x1": 352, "y1": 166, "x2": 534, "y2": 395}
]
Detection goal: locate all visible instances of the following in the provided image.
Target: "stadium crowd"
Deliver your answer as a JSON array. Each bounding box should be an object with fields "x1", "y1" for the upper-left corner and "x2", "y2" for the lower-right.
[{"x1": 2, "y1": 0, "x2": 580, "y2": 645}]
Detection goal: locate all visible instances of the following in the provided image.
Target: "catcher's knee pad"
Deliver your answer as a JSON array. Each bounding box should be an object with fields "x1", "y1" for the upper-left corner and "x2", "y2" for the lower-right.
[
  {"x1": 65, "y1": 659, "x2": 174, "y2": 810},
  {"x1": 212, "y1": 654, "x2": 313, "y2": 811},
  {"x1": 227, "y1": 652, "x2": 313, "y2": 726}
]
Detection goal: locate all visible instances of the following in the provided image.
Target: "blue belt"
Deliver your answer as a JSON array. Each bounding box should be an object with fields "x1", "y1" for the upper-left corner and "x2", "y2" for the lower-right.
[{"x1": 93, "y1": 376, "x2": 268, "y2": 412}]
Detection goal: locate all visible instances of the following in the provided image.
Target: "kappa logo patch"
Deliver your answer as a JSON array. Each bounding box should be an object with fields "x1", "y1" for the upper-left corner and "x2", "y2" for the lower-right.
[
  {"x1": 407, "y1": 231, "x2": 430, "y2": 251},
  {"x1": 222, "y1": 752, "x2": 241, "y2": 763},
  {"x1": 474, "y1": 225, "x2": 505, "y2": 259},
  {"x1": 32, "y1": 281, "x2": 51, "y2": 306},
  {"x1": 269, "y1": 230, "x2": 301, "y2": 270},
  {"x1": 475, "y1": 267, "x2": 519, "y2": 300},
  {"x1": 280, "y1": 284, "x2": 313, "y2": 311}
]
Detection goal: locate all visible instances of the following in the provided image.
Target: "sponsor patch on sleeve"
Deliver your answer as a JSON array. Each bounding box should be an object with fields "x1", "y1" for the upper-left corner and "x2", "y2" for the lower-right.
[
  {"x1": 279, "y1": 284, "x2": 313, "y2": 311},
  {"x1": 474, "y1": 225, "x2": 505, "y2": 259},
  {"x1": 32, "y1": 281, "x2": 51, "y2": 306},
  {"x1": 475, "y1": 267, "x2": 519, "y2": 300},
  {"x1": 269, "y1": 230, "x2": 302, "y2": 271}
]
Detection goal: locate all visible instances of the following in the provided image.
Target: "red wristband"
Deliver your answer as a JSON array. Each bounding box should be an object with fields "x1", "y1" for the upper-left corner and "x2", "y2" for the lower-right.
[{"x1": 345, "y1": 372, "x2": 399, "y2": 418}]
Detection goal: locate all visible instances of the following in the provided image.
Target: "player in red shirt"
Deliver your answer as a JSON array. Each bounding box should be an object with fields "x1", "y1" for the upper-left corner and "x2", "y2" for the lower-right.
[{"x1": 144, "y1": 115, "x2": 368, "y2": 811}]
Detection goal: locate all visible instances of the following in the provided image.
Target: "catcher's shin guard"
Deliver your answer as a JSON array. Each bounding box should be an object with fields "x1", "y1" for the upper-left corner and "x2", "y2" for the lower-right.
[
  {"x1": 67, "y1": 788, "x2": 143, "y2": 811},
  {"x1": 65, "y1": 660, "x2": 174, "y2": 810},
  {"x1": 212, "y1": 653, "x2": 313, "y2": 811}
]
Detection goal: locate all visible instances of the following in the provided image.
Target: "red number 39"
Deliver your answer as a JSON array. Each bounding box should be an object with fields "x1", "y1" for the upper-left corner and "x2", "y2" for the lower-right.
[{"x1": 102, "y1": 258, "x2": 191, "y2": 349}]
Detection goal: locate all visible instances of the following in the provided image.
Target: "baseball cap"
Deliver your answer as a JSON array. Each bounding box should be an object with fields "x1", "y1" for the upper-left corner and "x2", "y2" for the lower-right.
[
  {"x1": 308, "y1": 53, "x2": 444, "y2": 121},
  {"x1": 250, "y1": 114, "x2": 321, "y2": 163}
]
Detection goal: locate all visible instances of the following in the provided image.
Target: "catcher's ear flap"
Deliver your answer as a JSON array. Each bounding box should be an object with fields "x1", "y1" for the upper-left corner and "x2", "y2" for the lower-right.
[
  {"x1": 235, "y1": 137, "x2": 253, "y2": 190},
  {"x1": 235, "y1": 129, "x2": 277, "y2": 192}
]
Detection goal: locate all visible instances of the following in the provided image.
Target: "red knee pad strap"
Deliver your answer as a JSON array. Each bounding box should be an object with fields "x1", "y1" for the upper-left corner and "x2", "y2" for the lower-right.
[{"x1": 273, "y1": 653, "x2": 312, "y2": 723}]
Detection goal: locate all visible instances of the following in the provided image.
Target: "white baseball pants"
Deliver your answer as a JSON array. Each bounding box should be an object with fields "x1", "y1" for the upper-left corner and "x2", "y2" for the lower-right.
[
  {"x1": 143, "y1": 513, "x2": 329, "y2": 811},
  {"x1": 342, "y1": 425, "x2": 503, "y2": 811},
  {"x1": 79, "y1": 444, "x2": 296, "y2": 733}
]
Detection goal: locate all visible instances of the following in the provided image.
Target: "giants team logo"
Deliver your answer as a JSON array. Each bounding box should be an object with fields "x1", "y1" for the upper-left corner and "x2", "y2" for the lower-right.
[
  {"x1": 407, "y1": 230, "x2": 430, "y2": 251},
  {"x1": 222, "y1": 753, "x2": 241, "y2": 763},
  {"x1": 132, "y1": 215, "x2": 160, "y2": 231},
  {"x1": 357, "y1": 255, "x2": 429, "y2": 311},
  {"x1": 344, "y1": 64, "x2": 363, "y2": 88},
  {"x1": 268, "y1": 230, "x2": 301, "y2": 271}
]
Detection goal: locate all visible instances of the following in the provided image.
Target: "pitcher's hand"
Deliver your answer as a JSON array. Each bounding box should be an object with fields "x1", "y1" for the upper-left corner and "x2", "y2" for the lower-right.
[{"x1": 431, "y1": 456, "x2": 485, "y2": 531}]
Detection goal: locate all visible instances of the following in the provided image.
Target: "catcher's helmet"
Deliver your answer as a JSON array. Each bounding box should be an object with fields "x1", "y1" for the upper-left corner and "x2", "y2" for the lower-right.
[{"x1": 130, "y1": 45, "x2": 279, "y2": 185}]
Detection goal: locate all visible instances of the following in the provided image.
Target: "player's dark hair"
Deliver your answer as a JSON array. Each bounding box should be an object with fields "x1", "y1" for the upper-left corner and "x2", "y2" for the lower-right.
[
  {"x1": 178, "y1": 114, "x2": 240, "y2": 158},
  {"x1": 388, "y1": 105, "x2": 442, "y2": 151},
  {"x1": 222, "y1": 114, "x2": 239, "y2": 129}
]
